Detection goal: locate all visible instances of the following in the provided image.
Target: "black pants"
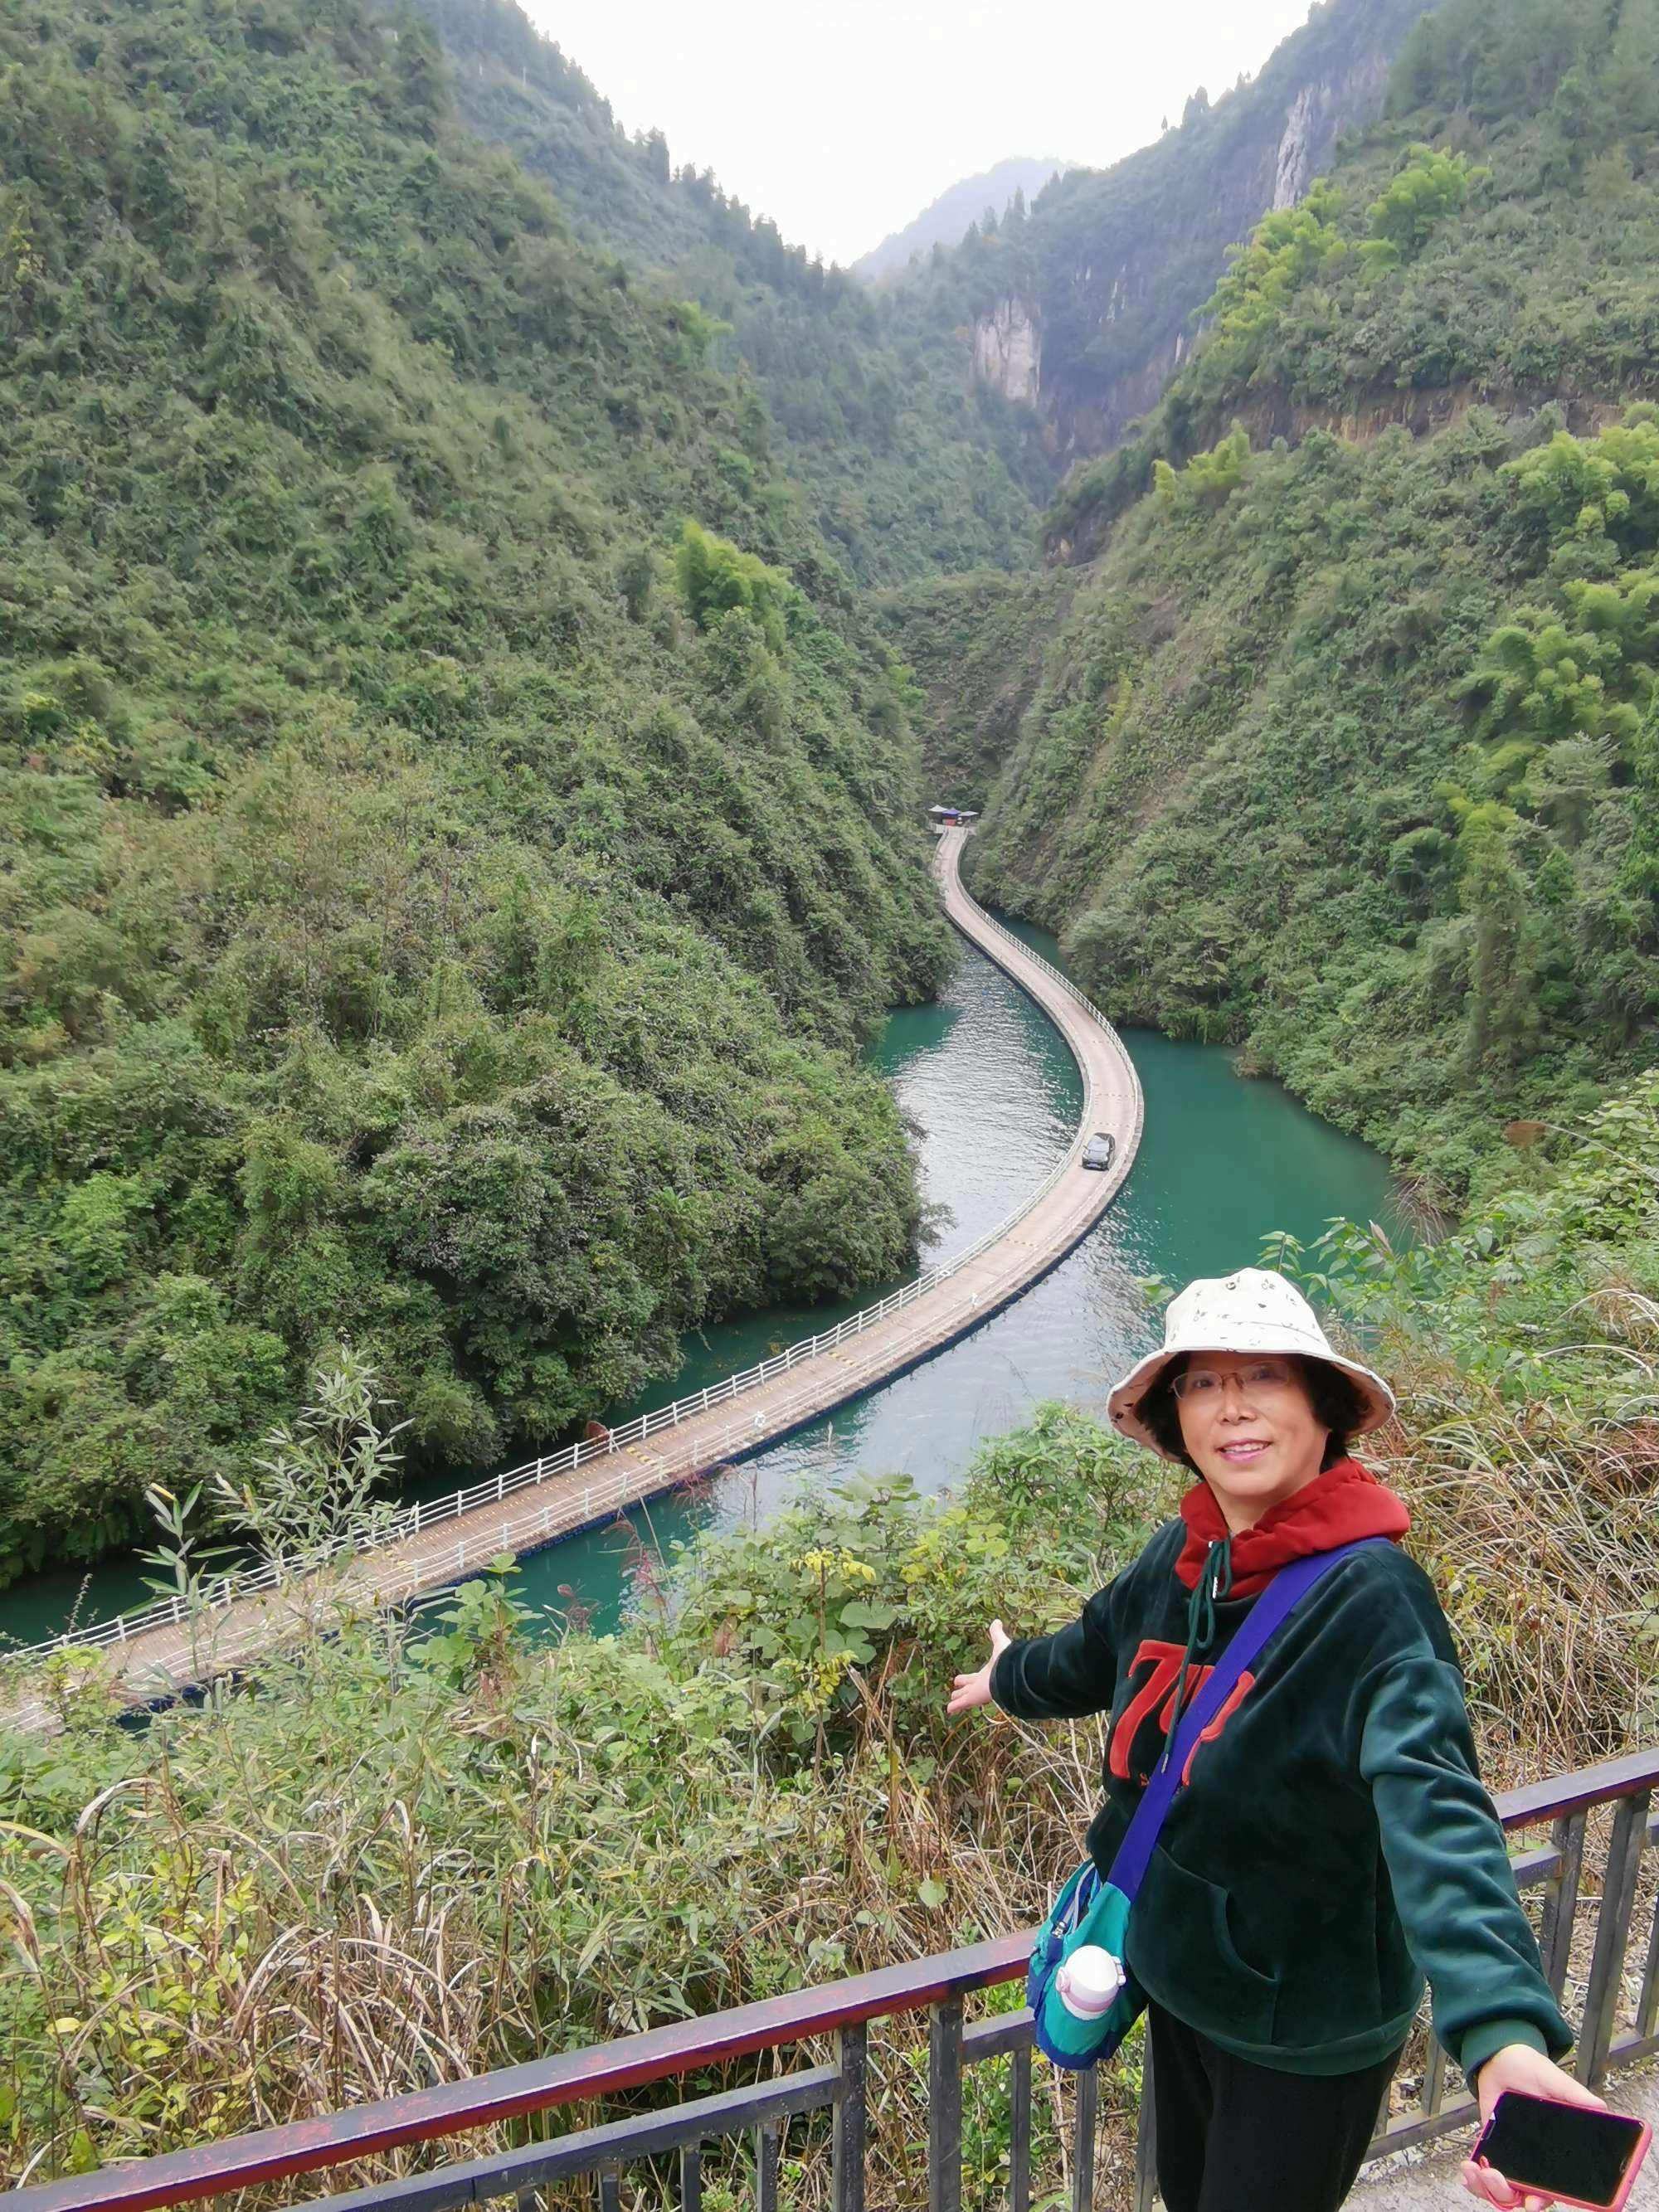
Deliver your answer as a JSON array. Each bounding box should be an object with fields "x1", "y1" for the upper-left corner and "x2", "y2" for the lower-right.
[{"x1": 1148, "y1": 2003, "x2": 1404, "y2": 2212}]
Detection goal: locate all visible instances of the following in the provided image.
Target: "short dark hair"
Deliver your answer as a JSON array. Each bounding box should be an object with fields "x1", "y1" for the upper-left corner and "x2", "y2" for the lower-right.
[{"x1": 1135, "y1": 1352, "x2": 1368, "y2": 1475}]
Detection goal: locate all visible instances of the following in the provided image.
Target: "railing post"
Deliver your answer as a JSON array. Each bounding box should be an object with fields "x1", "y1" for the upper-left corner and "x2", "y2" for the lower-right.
[
  {"x1": 1635, "y1": 1880, "x2": 1659, "y2": 2049},
  {"x1": 1579, "y1": 1789, "x2": 1649, "y2": 2083},
  {"x1": 833, "y1": 2022, "x2": 868, "y2": 2212},
  {"x1": 679, "y1": 2138, "x2": 703, "y2": 2212},
  {"x1": 1071, "y1": 2065, "x2": 1097, "y2": 2212},
  {"x1": 1010, "y1": 2041, "x2": 1032, "y2": 2212},
  {"x1": 756, "y1": 2120, "x2": 781, "y2": 2212},
  {"x1": 599, "y1": 2161, "x2": 621, "y2": 2212},
  {"x1": 1133, "y1": 2039, "x2": 1158, "y2": 2212},
  {"x1": 1421, "y1": 2037, "x2": 1448, "y2": 2122},
  {"x1": 1540, "y1": 1810, "x2": 1587, "y2": 1997},
  {"x1": 929, "y1": 1995, "x2": 963, "y2": 2212}
]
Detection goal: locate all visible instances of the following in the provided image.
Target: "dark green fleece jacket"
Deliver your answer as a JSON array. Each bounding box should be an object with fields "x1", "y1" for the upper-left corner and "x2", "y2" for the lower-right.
[{"x1": 990, "y1": 1490, "x2": 1571, "y2": 2081}]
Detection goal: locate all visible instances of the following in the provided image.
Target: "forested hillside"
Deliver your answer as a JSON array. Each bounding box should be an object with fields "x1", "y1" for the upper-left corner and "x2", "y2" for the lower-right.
[
  {"x1": 875, "y1": 570, "x2": 1075, "y2": 809},
  {"x1": 926, "y1": 0, "x2": 1659, "y2": 1206},
  {"x1": 0, "y1": 0, "x2": 953, "y2": 1582},
  {"x1": 411, "y1": 0, "x2": 1055, "y2": 585}
]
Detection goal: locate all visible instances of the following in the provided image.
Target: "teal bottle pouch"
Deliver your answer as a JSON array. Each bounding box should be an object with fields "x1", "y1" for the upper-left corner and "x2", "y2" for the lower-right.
[
  {"x1": 1024, "y1": 1538, "x2": 1387, "y2": 2070},
  {"x1": 1025, "y1": 1860, "x2": 1140, "y2": 2067}
]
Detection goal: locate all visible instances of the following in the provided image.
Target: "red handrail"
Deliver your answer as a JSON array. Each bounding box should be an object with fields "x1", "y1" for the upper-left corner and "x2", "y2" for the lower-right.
[
  {"x1": 3, "y1": 1937, "x2": 1028, "y2": 2212},
  {"x1": 7, "y1": 1748, "x2": 1657, "y2": 2212}
]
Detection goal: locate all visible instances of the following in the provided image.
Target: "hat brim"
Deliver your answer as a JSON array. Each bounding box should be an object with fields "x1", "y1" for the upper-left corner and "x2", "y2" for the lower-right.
[{"x1": 1107, "y1": 1337, "x2": 1397, "y2": 1461}]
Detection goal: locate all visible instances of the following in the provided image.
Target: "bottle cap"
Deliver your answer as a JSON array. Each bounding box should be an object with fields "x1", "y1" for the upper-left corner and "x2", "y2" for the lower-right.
[{"x1": 1056, "y1": 1944, "x2": 1125, "y2": 2017}]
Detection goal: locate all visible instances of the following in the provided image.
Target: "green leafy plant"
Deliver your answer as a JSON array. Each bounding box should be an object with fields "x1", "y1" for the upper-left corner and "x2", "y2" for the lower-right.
[{"x1": 211, "y1": 1345, "x2": 408, "y2": 1578}]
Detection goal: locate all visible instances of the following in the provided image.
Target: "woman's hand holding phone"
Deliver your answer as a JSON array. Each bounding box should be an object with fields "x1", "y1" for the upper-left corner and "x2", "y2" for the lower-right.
[{"x1": 1461, "y1": 2044, "x2": 1612, "y2": 2210}]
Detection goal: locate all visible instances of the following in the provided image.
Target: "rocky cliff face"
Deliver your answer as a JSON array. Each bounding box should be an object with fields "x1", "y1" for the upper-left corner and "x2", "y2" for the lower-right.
[
  {"x1": 971, "y1": 296, "x2": 1043, "y2": 406},
  {"x1": 969, "y1": 0, "x2": 1435, "y2": 460}
]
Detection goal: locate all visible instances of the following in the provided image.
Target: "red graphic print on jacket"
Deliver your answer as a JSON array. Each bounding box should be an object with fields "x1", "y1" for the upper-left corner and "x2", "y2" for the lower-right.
[{"x1": 1108, "y1": 1641, "x2": 1257, "y2": 1787}]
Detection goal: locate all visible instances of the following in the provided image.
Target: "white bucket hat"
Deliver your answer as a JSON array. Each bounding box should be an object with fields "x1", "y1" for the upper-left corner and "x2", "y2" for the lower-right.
[{"x1": 1107, "y1": 1266, "x2": 1396, "y2": 1459}]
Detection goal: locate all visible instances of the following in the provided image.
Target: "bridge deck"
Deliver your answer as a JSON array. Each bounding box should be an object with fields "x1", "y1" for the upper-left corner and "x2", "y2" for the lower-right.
[{"x1": 2, "y1": 831, "x2": 1143, "y2": 1728}]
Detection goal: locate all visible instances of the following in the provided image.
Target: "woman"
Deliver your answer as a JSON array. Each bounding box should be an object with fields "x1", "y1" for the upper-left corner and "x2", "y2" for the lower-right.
[{"x1": 947, "y1": 1267, "x2": 1603, "y2": 2212}]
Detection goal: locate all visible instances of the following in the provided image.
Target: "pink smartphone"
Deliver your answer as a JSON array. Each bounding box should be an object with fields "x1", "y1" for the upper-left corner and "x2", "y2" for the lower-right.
[{"x1": 1473, "y1": 2091, "x2": 1652, "y2": 2211}]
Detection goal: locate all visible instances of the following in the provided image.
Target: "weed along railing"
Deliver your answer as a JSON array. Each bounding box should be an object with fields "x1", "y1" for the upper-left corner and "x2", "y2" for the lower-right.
[
  {"x1": 8, "y1": 1747, "x2": 1655, "y2": 2212},
  {"x1": 6, "y1": 834, "x2": 1142, "y2": 1680}
]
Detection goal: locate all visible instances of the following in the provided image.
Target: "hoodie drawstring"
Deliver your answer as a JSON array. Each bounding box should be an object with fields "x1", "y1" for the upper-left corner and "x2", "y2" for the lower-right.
[{"x1": 1158, "y1": 1534, "x2": 1233, "y2": 1774}]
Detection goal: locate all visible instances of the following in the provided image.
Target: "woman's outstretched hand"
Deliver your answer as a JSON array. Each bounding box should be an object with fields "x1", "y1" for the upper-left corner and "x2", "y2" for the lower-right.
[
  {"x1": 947, "y1": 1620, "x2": 1012, "y2": 1716},
  {"x1": 1460, "y1": 2044, "x2": 1608, "y2": 2210}
]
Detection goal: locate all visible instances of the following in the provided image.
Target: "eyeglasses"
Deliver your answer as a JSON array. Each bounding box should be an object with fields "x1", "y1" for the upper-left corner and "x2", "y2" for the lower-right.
[{"x1": 1170, "y1": 1359, "x2": 1298, "y2": 1404}]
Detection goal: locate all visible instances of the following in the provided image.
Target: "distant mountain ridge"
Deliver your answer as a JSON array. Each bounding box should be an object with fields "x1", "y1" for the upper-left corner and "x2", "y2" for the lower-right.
[{"x1": 851, "y1": 158, "x2": 1072, "y2": 284}]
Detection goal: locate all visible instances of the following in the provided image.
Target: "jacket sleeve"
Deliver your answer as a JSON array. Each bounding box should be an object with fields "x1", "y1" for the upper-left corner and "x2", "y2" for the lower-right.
[
  {"x1": 1359, "y1": 1650, "x2": 1572, "y2": 2083},
  {"x1": 989, "y1": 1580, "x2": 1121, "y2": 1721}
]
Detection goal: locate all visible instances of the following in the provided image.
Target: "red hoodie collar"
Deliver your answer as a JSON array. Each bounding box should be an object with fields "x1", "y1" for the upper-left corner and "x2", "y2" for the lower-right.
[{"x1": 1175, "y1": 1456, "x2": 1409, "y2": 1599}]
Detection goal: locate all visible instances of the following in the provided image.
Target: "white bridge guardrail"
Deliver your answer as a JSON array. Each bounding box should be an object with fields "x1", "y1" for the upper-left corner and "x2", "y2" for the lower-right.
[{"x1": 3, "y1": 853, "x2": 1138, "y2": 1671}]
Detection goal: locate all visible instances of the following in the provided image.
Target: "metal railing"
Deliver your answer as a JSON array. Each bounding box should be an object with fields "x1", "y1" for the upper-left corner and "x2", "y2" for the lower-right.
[
  {"x1": 5, "y1": 836, "x2": 1142, "y2": 1674},
  {"x1": 9, "y1": 1746, "x2": 1654, "y2": 2212}
]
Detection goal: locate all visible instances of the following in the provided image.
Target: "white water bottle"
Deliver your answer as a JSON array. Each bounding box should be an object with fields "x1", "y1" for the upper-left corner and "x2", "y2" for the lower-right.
[{"x1": 1055, "y1": 1944, "x2": 1126, "y2": 2020}]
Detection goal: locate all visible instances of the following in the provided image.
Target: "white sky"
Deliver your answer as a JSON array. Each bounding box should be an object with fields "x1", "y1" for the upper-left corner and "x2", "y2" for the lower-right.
[{"x1": 524, "y1": 1, "x2": 1323, "y2": 266}]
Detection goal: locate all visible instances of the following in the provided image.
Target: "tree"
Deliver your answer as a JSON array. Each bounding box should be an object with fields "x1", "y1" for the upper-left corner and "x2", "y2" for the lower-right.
[
  {"x1": 213, "y1": 1345, "x2": 409, "y2": 1578},
  {"x1": 1455, "y1": 803, "x2": 1537, "y2": 1070},
  {"x1": 1155, "y1": 424, "x2": 1250, "y2": 509},
  {"x1": 1502, "y1": 411, "x2": 1659, "y2": 562},
  {"x1": 387, "y1": 10, "x2": 449, "y2": 138},
  {"x1": 1363, "y1": 145, "x2": 1486, "y2": 268},
  {"x1": 615, "y1": 546, "x2": 655, "y2": 622},
  {"x1": 674, "y1": 521, "x2": 794, "y2": 650}
]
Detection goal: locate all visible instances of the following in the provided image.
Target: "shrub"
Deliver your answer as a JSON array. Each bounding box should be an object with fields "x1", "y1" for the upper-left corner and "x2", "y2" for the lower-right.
[{"x1": 674, "y1": 520, "x2": 795, "y2": 650}]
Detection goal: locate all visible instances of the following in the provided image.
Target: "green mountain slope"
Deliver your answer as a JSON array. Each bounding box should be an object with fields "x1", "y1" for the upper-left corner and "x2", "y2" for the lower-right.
[
  {"x1": 410, "y1": 0, "x2": 1057, "y2": 586},
  {"x1": 876, "y1": 569, "x2": 1076, "y2": 810},
  {"x1": 850, "y1": 158, "x2": 1070, "y2": 285},
  {"x1": 905, "y1": 0, "x2": 1659, "y2": 1204},
  {"x1": 0, "y1": 0, "x2": 951, "y2": 1582}
]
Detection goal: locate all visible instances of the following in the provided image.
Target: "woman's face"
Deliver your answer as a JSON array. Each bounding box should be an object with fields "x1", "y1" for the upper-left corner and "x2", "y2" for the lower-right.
[{"x1": 1175, "y1": 1350, "x2": 1331, "y2": 1531}]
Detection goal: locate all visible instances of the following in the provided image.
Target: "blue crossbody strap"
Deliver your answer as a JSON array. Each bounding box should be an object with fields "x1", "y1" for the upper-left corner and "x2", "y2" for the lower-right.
[{"x1": 1107, "y1": 1538, "x2": 1390, "y2": 1903}]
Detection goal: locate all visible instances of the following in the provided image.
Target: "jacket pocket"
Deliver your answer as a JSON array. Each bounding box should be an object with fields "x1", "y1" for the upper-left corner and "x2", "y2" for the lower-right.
[{"x1": 1127, "y1": 1849, "x2": 1278, "y2": 2047}]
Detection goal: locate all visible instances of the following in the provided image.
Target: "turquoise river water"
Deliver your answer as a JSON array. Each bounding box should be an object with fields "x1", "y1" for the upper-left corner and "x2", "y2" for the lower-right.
[{"x1": 4, "y1": 921, "x2": 1397, "y2": 1648}]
